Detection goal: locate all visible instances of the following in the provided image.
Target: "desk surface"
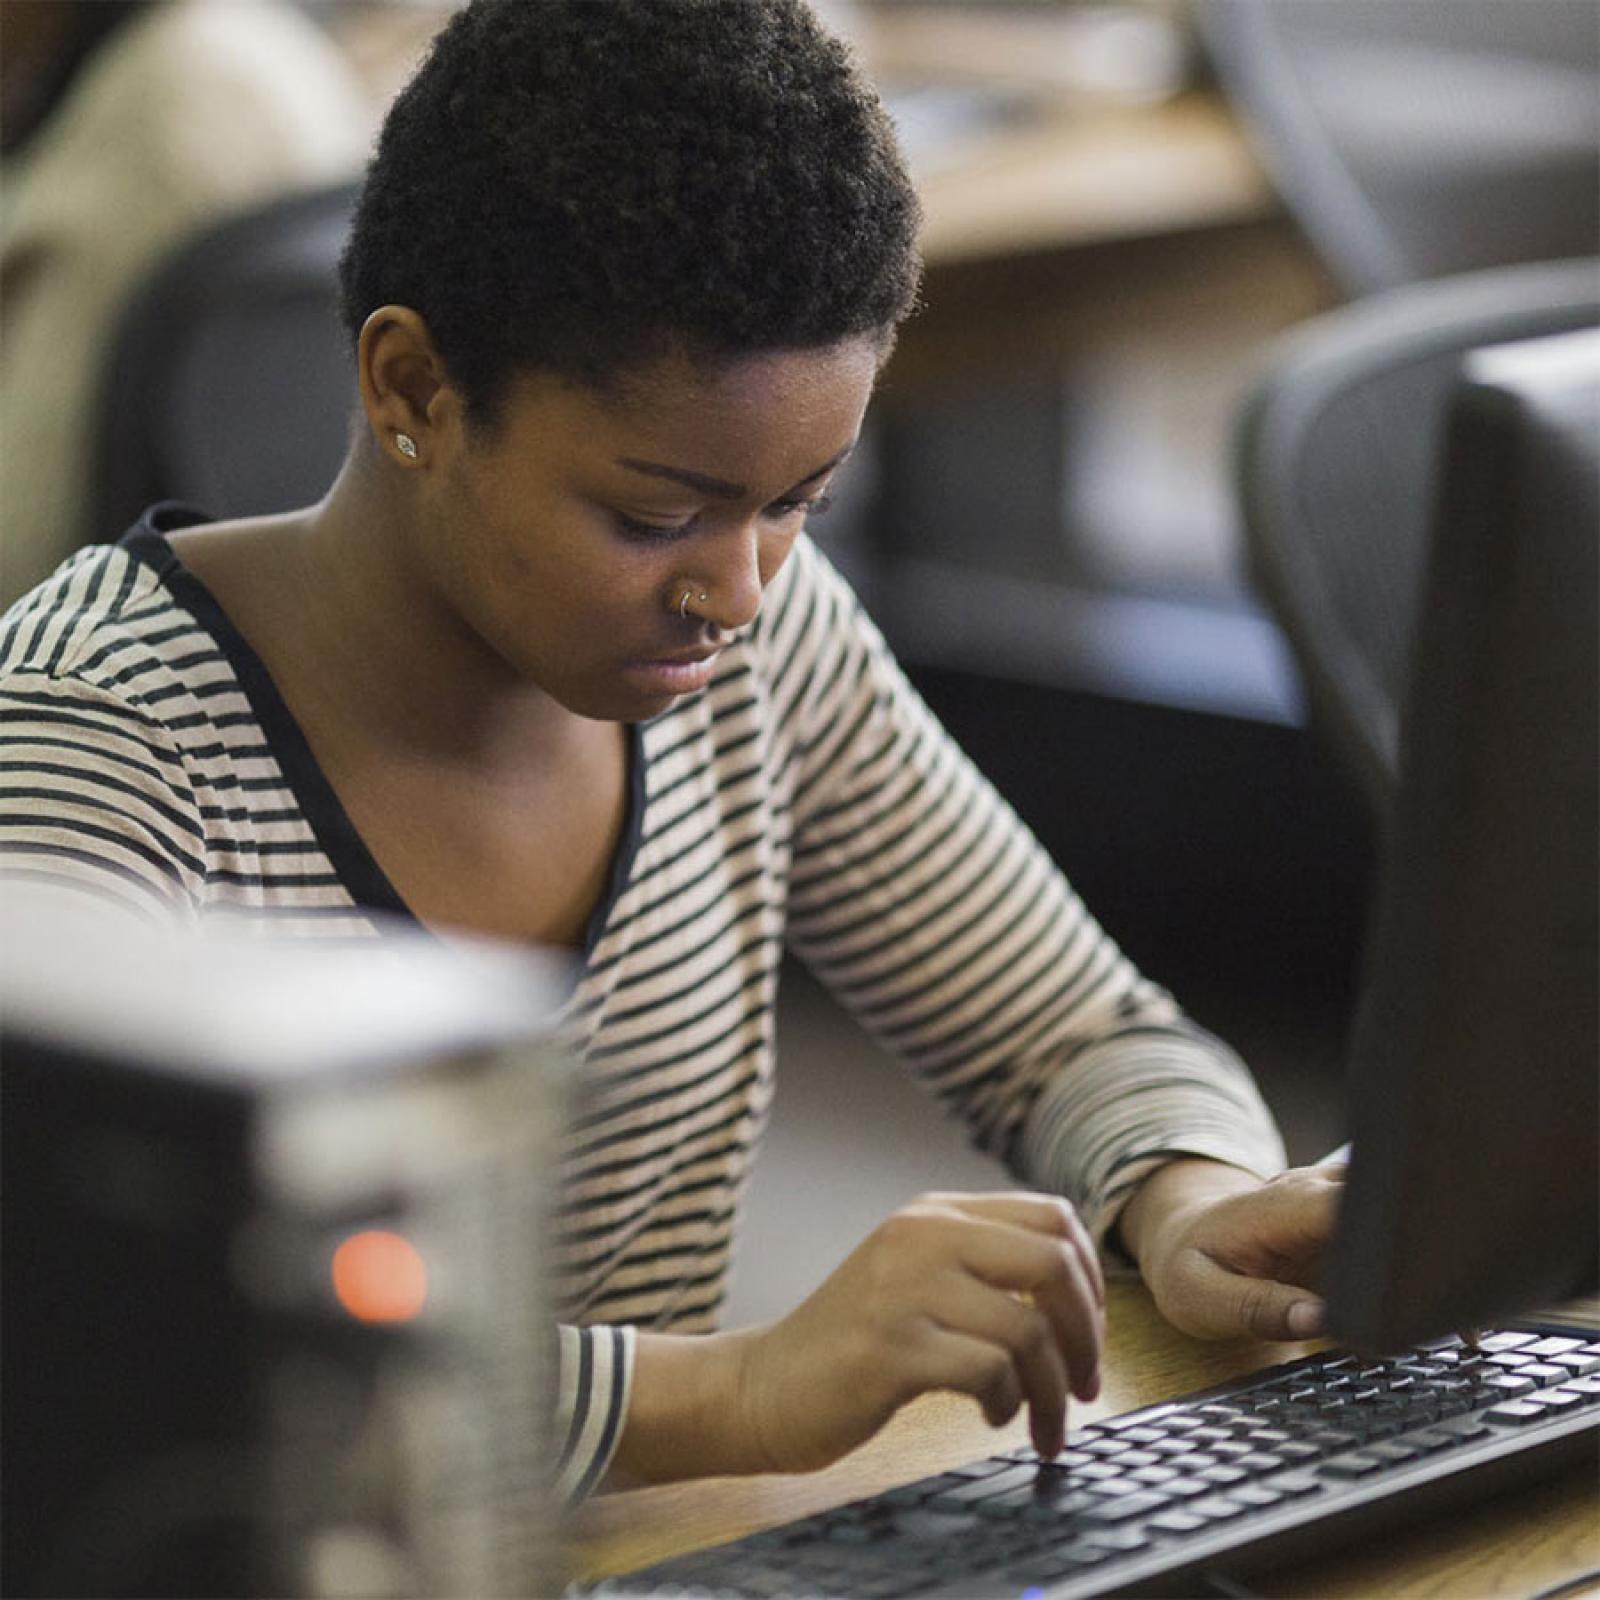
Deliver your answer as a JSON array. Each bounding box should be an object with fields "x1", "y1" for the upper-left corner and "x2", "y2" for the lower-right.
[{"x1": 571, "y1": 1280, "x2": 1600, "y2": 1598}]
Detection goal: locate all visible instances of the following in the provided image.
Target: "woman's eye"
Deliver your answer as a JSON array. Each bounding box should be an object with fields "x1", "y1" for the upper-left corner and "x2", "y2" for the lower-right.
[
  {"x1": 769, "y1": 492, "x2": 834, "y2": 520},
  {"x1": 615, "y1": 513, "x2": 698, "y2": 543}
]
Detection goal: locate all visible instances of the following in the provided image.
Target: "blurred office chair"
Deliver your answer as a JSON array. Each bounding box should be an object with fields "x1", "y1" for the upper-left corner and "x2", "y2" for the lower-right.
[
  {"x1": 91, "y1": 182, "x2": 361, "y2": 536},
  {"x1": 1235, "y1": 256, "x2": 1599, "y2": 819},
  {"x1": 1199, "y1": 0, "x2": 1600, "y2": 295}
]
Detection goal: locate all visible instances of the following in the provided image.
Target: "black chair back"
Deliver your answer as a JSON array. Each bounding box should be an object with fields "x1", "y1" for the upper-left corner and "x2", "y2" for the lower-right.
[
  {"x1": 92, "y1": 183, "x2": 361, "y2": 536},
  {"x1": 1235, "y1": 256, "x2": 1600, "y2": 816}
]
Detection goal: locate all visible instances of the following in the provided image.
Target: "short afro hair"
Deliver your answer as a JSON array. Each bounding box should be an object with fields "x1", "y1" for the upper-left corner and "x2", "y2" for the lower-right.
[{"x1": 338, "y1": 0, "x2": 922, "y2": 425}]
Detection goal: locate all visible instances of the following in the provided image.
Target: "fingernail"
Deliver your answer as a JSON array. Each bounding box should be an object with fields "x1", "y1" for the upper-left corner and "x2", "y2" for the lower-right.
[{"x1": 1288, "y1": 1298, "x2": 1325, "y2": 1337}]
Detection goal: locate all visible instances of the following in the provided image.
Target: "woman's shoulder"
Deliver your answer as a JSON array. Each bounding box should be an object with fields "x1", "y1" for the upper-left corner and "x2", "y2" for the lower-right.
[{"x1": 0, "y1": 519, "x2": 237, "y2": 732}]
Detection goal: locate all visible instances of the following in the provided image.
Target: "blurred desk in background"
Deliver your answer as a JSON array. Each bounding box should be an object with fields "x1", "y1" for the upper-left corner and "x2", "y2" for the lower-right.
[
  {"x1": 832, "y1": 9, "x2": 1340, "y2": 726},
  {"x1": 571, "y1": 1282, "x2": 1600, "y2": 1599}
]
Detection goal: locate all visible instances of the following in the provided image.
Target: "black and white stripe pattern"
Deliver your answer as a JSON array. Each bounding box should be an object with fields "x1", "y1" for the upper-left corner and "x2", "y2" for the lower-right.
[{"x1": 1, "y1": 507, "x2": 1286, "y2": 1500}]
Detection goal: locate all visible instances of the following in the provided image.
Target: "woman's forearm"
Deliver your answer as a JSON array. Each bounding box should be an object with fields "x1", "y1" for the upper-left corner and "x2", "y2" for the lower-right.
[{"x1": 608, "y1": 1326, "x2": 770, "y2": 1486}]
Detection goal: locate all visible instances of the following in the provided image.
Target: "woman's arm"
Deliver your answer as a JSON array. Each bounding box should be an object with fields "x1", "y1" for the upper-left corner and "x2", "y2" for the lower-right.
[{"x1": 769, "y1": 540, "x2": 1287, "y2": 1254}]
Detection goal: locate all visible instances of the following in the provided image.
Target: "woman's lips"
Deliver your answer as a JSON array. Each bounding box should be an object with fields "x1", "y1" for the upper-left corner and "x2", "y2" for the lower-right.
[{"x1": 621, "y1": 650, "x2": 722, "y2": 696}]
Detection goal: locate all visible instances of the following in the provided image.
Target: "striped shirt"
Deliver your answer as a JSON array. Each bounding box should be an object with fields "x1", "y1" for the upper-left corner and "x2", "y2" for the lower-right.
[{"x1": 0, "y1": 505, "x2": 1286, "y2": 1499}]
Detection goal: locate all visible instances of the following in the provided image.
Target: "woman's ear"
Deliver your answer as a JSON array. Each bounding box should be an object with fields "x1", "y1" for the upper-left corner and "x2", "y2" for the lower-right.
[{"x1": 356, "y1": 305, "x2": 464, "y2": 469}]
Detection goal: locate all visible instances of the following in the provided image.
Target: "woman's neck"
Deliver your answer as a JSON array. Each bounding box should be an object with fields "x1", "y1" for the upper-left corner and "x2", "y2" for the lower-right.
[{"x1": 175, "y1": 466, "x2": 598, "y2": 776}]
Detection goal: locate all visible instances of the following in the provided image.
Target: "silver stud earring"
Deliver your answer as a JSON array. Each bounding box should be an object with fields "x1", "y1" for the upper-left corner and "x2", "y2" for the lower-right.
[{"x1": 395, "y1": 432, "x2": 418, "y2": 460}]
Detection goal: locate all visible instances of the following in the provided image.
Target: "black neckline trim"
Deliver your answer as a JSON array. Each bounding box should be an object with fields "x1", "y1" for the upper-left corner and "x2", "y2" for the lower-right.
[
  {"x1": 119, "y1": 505, "x2": 647, "y2": 955},
  {"x1": 121, "y1": 506, "x2": 413, "y2": 921}
]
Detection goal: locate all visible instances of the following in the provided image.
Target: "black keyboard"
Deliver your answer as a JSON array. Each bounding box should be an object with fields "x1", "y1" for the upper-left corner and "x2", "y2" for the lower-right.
[{"x1": 584, "y1": 1325, "x2": 1600, "y2": 1598}]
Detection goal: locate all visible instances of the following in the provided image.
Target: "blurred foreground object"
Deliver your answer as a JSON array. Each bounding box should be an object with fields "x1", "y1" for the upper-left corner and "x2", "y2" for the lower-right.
[
  {"x1": 0, "y1": 0, "x2": 370, "y2": 606},
  {"x1": 1, "y1": 896, "x2": 573, "y2": 1598},
  {"x1": 1234, "y1": 256, "x2": 1599, "y2": 817},
  {"x1": 1200, "y1": 0, "x2": 1600, "y2": 294}
]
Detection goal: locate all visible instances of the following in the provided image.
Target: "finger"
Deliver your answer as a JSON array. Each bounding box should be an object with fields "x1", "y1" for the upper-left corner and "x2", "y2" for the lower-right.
[
  {"x1": 928, "y1": 1191, "x2": 1106, "y2": 1309},
  {"x1": 933, "y1": 1211, "x2": 1104, "y2": 1401},
  {"x1": 930, "y1": 1271, "x2": 1070, "y2": 1456},
  {"x1": 913, "y1": 1326, "x2": 1026, "y2": 1432},
  {"x1": 1174, "y1": 1251, "x2": 1327, "y2": 1341}
]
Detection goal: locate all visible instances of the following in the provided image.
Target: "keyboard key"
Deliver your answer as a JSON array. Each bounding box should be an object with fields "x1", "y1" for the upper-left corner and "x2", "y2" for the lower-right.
[
  {"x1": 1534, "y1": 1388, "x2": 1586, "y2": 1412},
  {"x1": 1082, "y1": 1477, "x2": 1140, "y2": 1499},
  {"x1": 1309, "y1": 1428, "x2": 1362, "y2": 1452},
  {"x1": 1081, "y1": 1491, "x2": 1168, "y2": 1524},
  {"x1": 1148, "y1": 1509, "x2": 1209, "y2": 1534},
  {"x1": 1274, "y1": 1472, "x2": 1322, "y2": 1498},
  {"x1": 1432, "y1": 1416, "x2": 1492, "y2": 1442},
  {"x1": 1405, "y1": 1429, "x2": 1458, "y2": 1454},
  {"x1": 936, "y1": 1464, "x2": 1040, "y2": 1501},
  {"x1": 1149, "y1": 1438, "x2": 1200, "y2": 1457},
  {"x1": 1082, "y1": 1438, "x2": 1132, "y2": 1457},
  {"x1": 893, "y1": 1508, "x2": 984, "y2": 1539},
  {"x1": 945, "y1": 1458, "x2": 1023, "y2": 1481},
  {"x1": 1158, "y1": 1476, "x2": 1212, "y2": 1499},
  {"x1": 1486, "y1": 1401, "x2": 1549, "y2": 1426},
  {"x1": 1016, "y1": 1491, "x2": 1098, "y2": 1521},
  {"x1": 1319, "y1": 1455, "x2": 1383, "y2": 1479},
  {"x1": 1487, "y1": 1351, "x2": 1535, "y2": 1369},
  {"x1": 1118, "y1": 1426, "x2": 1169, "y2": 1445},
  {"x1": 1481, "y1": 1373, "x2": 1537, "y2": 1396},
  {"x1": 1044, "y1": 1546, "x2": 1113, "y2": 1569},
  {"x1": 1275, "y1": 1442, "x2": 1322, "y2": 1463},
  {"x1": 1085, "y1": 1526, "x2": 1150, "y2": 1554},
  {"x1": 1549, "y1": 1354, "x2": 1600, "y2": 1376},
  {"x1": 1364, "y1": 1441, "x2": 1421, "y2": 1464},
  {"x1": 1229, "y1": 1484, "x2": 1285, "y2": 1508},
  {"x1": 1131, "y1": 1465, "x2": 1178, "y2": 1485},
  {"x1": 822, "y1": 1522, "x2": 880, "y2": 1543},
  {"x1": 1199, "y1": 1465, "x2": 1248, "y2": 1487},
  {"x1": 1247, "y1": 1427, "x2": 1293, "y2": 1445},
  {"x1": 1103, "y1": 1406, "x2": 1180, "y2": 1432},
  {"x1": 1189, "y1": 1496, "x2": 1248, "y2": 1522},
  {"x1": 1526, "y1": 1337, "x2": 1586, "y2": 1357},
  {"x1": 1520, "y1": 1364, "x2": 1572, "y2": 1384}
]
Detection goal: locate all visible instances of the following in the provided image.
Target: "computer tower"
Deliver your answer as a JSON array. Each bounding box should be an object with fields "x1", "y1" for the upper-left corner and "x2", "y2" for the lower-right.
[{"x1": 2, "y1": 901, "x2": 572, "y2": 1598}]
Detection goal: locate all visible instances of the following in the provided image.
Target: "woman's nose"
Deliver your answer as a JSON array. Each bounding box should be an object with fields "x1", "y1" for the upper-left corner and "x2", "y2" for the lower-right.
[{"x1": 701, "y1": 523, "x2": 784, "y2": 633}]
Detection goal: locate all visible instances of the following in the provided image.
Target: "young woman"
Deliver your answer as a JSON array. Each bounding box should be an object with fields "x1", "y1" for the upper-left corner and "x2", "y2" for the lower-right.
[{"x1": 0, "y1": 0, "x2": 1340, "y2": 1503}]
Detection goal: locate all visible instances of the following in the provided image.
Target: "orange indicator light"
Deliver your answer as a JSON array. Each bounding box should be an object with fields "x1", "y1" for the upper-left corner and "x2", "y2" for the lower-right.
[{"x1": 331, "y1": 1229, "x2": 429, "y2": 1324}]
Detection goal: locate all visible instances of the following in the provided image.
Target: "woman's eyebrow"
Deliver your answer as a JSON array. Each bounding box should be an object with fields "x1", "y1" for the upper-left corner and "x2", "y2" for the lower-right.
[{"x1": 614, "y1": 442, "x2": 856, "y2": 500}]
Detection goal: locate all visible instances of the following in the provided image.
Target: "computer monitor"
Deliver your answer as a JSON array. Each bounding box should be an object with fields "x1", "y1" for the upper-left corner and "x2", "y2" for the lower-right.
[
  {"x1": 1, "y1": 898, "x2": 573, "y2": 1599},
  {"x1": 1329, "y1": 326, "x2": 1600, "y2": 1351}
]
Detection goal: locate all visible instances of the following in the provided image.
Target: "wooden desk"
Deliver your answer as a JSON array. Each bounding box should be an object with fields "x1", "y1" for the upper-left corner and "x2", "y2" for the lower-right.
[{"x1": 571, "y1": 1281, "x2": 1600, "y2": 1597}]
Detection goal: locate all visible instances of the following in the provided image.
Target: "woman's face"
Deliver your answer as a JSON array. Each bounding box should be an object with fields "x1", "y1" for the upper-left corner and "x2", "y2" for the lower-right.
[{"x1": 415, "y1": 338, "x2": 880, "y2": 723}]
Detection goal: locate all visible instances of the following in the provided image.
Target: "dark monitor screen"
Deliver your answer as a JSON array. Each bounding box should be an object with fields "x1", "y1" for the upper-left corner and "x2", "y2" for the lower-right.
[{"x1": 1329, "y1": 326, "x2": 1599, "y2": 1351}]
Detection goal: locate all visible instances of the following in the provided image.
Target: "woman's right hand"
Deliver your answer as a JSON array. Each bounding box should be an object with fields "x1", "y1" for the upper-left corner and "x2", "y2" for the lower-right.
[
  {"x1": 732, "y1": 1190, "x2": 1104, "y2": 1472},
  {"x1": 611, "y1": 1190, "x2": 1105, "y2": 1487}
]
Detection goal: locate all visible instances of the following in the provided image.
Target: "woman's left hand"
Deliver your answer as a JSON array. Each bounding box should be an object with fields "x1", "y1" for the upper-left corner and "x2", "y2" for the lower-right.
[{"x1": 1118, "y1": 1158, "x2": 1345, "y2": 1343}]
